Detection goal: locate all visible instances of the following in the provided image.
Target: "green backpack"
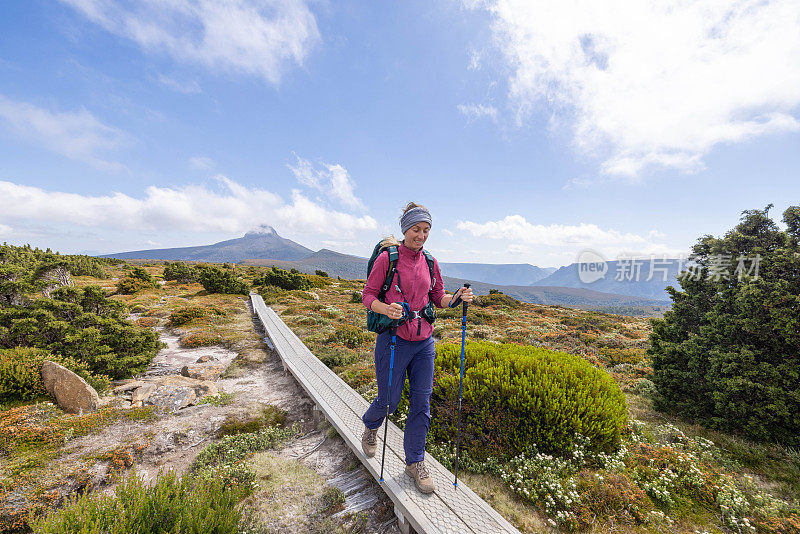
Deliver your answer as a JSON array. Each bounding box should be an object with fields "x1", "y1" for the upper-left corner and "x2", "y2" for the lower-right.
[{"x1": 365, "y1": 241, "x2": 436, "y2": 334}]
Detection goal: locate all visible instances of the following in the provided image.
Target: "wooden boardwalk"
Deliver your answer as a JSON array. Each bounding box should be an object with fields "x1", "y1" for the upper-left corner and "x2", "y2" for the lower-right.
[{"x1": 250, "y1": 294, "x2": 521, "y2": 534}]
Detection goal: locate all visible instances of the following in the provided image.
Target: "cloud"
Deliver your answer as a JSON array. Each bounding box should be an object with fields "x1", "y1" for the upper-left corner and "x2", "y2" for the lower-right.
[
  {"x1": 0, "y1": 176, "x2": 377, "y2": 238},
  {"x1": 189, "y1": 156, "x2": 215, "y2": 170},
  {"x1": 456, "y1": 214, "x2": 687, "y2": 258},
  {"x1": 467, "y1": 0, "x2": 800, "y2": 176},
  {"x1": 287, "y1": 156, "x2": 365, "y2": 210},
  {"x1": 60, "y1": 0, "x2": 321, "y2": 84},
  {"x1": 468, "y1": 49, "x2": 482, "y2": 71},
  {"x1": 158, "y1": 74, "x2": 202, "y2": 94},
  {"x1": 0, "y1": 223, "x2": 11, "y2": 235},
  {"x1": 457, "y1": 103, "x2": 498, "y2": 123},
  {"x1": 0, "y1": 95, "x2": 130, "y2": 171}
]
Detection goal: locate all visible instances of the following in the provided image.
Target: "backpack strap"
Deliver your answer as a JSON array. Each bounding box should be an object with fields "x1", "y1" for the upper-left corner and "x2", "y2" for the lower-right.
[
  {"x1": 377, "y1": 246, "x2": 399, "y2": 302},
  {"x1": 422, "y1": 250, "x2": 436, "y2": 292}
]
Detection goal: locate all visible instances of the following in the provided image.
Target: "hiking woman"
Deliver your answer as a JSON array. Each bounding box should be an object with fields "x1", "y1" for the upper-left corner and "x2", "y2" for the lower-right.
[{"x1": 360, "y1": 202, "x2": 474, "y2": 493}]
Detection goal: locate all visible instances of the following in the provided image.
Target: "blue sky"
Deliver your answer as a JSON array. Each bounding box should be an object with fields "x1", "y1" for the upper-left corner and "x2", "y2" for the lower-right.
[{"x1": 1, "y1": 0, "x2": 798, "y2": 268}]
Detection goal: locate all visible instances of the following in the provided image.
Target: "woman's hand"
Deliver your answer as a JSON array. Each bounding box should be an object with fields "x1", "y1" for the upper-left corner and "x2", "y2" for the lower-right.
[
  {"x1": 452, "y1": 286, "x2": 474, "y2": 304},
  {"x1": 384, "y1": 302, "x2": 404, "y2": 319}
]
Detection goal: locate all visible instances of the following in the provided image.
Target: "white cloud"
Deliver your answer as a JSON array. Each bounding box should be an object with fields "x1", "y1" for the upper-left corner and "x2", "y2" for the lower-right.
[
  {"x1": 456, "y1": 214, "x2": 688, "y2": 259},
  {"x1": 0, "y1": 95, "x2": 130, "y2": 171},
  {"x1": 458, "y1": 215, "x2": 647, "y2": 246},
  {"x1": 287, "y1": 156, "x2": 365, "y2": 210},
  {"x1": 0, "y1": 223, "x2": 11, "y2": 235},
  {"x1": 0, "y1": 176, "x2": 377, "y2": 238},
  {"x1": 458, "y1": 103, "x2": 498, "y2": 123},
  {"x1": 60, "y1": 0, "x2": 321, "y2": 84},
  {"x1": 468, "y1": 49, "x2": 482, "y2": 71},
  {"x1": 158, "y1": 74, "x2": 202, "y2": 94},
  {"x1": 189, "y1": 156, "x2": 215, "y2": 170},
  {"x1": 468, "y1": 0, "x2": 800, "y2": 176}
]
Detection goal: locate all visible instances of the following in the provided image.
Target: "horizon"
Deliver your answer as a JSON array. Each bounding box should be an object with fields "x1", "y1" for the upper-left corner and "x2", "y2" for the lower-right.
[{"x1": 1, "y1": 1, "x2": 798, "y2": 267}]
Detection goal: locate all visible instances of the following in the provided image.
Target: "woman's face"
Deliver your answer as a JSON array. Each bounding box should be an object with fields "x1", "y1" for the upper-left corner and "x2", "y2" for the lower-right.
[{"x1": 404, "y1": 222, "x2": 431, "y2": 251}]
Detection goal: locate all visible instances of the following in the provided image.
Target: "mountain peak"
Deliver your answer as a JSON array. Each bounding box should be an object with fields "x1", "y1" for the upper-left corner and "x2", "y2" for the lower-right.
[{"x1": 245, "y1": 224, "x2": 277, "y2": 237}]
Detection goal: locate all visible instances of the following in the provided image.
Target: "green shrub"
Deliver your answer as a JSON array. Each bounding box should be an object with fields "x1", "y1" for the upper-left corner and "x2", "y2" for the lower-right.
[
  {"x1": 254, "y1": 266, "x2": 311, "y2": 291},
  {"x1": 327, "y1": 325, "x2": 370, "y2": 348},
  {"x1": 650, "y1": 205, "x2": 800, "y2": 446},
  {"x1": 430, "y1": 341, "x2": 627, "y2": 457},
  {"x1": 350, "y1": 291, "x2": 362, "y2": 303},
  {"x1": 315, "y1": 270, "x2": 329, "y2": 277},
  {"x1": 197, "y1": 266, "x2": 249, "y2": 295},
  {"x1": 31, "y1": 469, "x2": 243, "y2": 534},
  {"x1": 0, "y1": 286, "x2": 162, "y2": 380},
  {"x1": 474, "y1": 292, "x2": 521, "y2": 308},
  {"x1": 0, "y1": 347, "x2": 110, "y2": 401},
  {"x1": 162, "y1": 262, "x2": 198, "y2": 283},
  {"x1": 317, "y1": 346, "x2": 358, "y2": 368},
  {"x1": 168, "y1": 305, "x2": 222, "y2": 327}
]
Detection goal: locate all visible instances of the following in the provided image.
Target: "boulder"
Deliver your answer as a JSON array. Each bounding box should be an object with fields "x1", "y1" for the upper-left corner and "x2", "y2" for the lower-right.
[
  {"x1": 41, "y1": 361, "x2": 100, "y2": 415},
  {"x1": 113, "y1": 380, "x2": 147, "y2": 394},
  {"x1": 131, "y1": 383, "x2": 157, "y2": 404},
  {"x1": 195, "y1": 354, "x2": 217, "y2": 363},
  {"x1": 180, "y1": 363, "x2": 226, "y2": 381},
  {"x1": 145, "y1": 385, "x2": 196, "y2": 412},
  {"x1": 152, "y1": 376, "x2": 218, "y2": 399}
]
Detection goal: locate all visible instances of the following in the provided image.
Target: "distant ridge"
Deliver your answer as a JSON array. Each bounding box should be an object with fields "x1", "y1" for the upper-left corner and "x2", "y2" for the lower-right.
[
  {"x1": 105, "y1": 228, "x2": 671, "y2": 314},
  {"x1": 534, "y1": 259, "x2": 686, "y2": 301},
  {"x1": 102, "y1": 225, "x2": 314, "y2": 262}
]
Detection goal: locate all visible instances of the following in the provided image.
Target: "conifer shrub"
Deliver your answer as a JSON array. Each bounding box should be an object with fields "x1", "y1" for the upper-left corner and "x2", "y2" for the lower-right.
[
  {"x1": 0, "y1": 286, "x2": 162, "y2": 380},
  {"x1": 430, "y1": 341, "x2": 627, "y2": 458},
  {"x1": 168, "y1": 305, "x2": 223, "y2": 327},
  {"x1": 650, "y1": 205, "x2": 800, "y2": 446},
  {"x1": 196, "y1": 266, "x2": 249, "y2": 295},
  {"x1": 315, "y1": 270, "x2": 329, "y2": 277},
  {"x1": 162, "y1": 261, "x2": 198, "y2": 283},
  {"x1": 254, "y1": 266, "x2": 311, "y2": 291},
  {"x1": 473, "y1": 291, "x2": 521, "y2": 308},
  {"x1": 307, "y1": 274, "x2": 333, "y2": 288},
  {"x1": 116, "y1": 267, "x2": 159, "y2": 294}
]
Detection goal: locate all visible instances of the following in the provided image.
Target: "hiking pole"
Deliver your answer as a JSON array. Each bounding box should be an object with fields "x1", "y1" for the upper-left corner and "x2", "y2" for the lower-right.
[
  {"x1": 453, "y1": 283, "x2": 470, "y2": 488},
  {"x1": 379, "y1": 326, "x2": 398, "y2": 482}
]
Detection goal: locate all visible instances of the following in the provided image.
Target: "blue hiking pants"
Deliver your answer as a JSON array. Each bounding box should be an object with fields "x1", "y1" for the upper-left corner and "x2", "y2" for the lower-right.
[{"x1": 362, "y1": 330, "x2": 436, "y2": 465}]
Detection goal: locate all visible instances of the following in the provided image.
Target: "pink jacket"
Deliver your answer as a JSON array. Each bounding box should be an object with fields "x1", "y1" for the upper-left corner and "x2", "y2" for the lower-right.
[{"x1": 363, "y1": 241, "x2": 447, "y2": 341}]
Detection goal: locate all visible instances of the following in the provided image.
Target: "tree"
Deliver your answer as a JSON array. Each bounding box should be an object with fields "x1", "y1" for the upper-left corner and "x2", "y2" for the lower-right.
[{"x1": 649, "y1": 205, "x2": 800, "y2": 445}]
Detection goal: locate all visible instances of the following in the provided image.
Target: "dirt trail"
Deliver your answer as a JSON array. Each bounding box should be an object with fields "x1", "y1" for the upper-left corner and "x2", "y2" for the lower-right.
[{"x1": 56, "y1": 299, "x2": 399, "y2": 533}]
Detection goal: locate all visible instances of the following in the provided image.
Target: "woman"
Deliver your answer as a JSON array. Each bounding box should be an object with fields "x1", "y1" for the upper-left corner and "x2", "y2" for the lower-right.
[{"x1": 361, "y1": 202, "x2": 474, "y2": 494}]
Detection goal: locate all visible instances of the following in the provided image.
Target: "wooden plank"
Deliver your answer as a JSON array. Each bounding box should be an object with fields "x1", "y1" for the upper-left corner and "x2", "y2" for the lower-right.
[{"x1": 250, "y1": 294, "x2": 521, "y2": 534}]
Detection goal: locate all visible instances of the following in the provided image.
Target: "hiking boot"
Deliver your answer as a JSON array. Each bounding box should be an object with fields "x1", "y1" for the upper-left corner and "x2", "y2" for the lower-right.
[
  {"x1": 361, "y1": 426, "x2": 378, "y2": 457},
  {"x1": 405, "y1": 460, "x2": 435, "y2": 494}
]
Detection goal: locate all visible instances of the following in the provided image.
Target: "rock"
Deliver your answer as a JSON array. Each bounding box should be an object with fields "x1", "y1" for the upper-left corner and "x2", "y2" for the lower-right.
[
  {"x1": 152, "y1": 376, "x2": 218, "y2": 399},
  {"x1": 145, "y1": 386, "x2": 196, "y2": 412},
  {"x1": 131, "y1": 383, "x2": 156, "y2": 404},
  {"x1": 41, "y1": 361, "x2": 100, "y2": 415},
  {"x1": 181, "y1": 363, "x2": 226, "y2": 381},
  {"x1": 113, "y1": 380, "x2": 147, "y2": 394},
  {"x1": 195, "y1": 354, "x2": 217, "y2": 364},
  {"x1": 308, "y1": 291, "x2": 320, "y2": 300}
]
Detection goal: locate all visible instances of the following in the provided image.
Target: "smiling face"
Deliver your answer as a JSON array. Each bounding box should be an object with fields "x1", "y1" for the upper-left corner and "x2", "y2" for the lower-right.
[{"x1": 403, "y1": 222, "x2": 431, "y2": 251}]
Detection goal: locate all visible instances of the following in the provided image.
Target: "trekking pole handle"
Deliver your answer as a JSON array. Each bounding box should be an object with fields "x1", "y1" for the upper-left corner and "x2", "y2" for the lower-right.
[{"x1": 462, "y1": 284, "x2": 470, "y2": 315}]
